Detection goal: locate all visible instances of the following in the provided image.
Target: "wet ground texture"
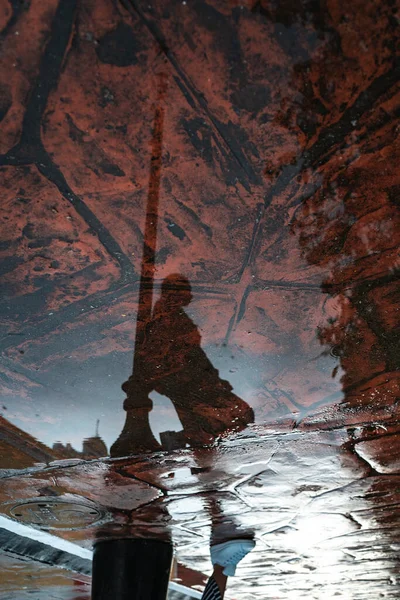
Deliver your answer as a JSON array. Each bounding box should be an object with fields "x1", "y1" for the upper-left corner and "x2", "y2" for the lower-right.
[{"x1": 0, "y1": 0, "x2": 399, "y2": 598}]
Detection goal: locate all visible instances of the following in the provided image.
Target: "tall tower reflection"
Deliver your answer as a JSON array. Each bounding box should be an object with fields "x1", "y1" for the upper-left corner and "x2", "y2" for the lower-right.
[{"x1": 111, "y1": 73, "x2": 253, "y2": 457}]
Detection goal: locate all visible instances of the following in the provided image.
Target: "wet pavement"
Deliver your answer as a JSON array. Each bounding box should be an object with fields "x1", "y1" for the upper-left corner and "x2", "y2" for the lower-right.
[
  {"x1": 0, "y1": 552, "x2": 90, "y2": 600},
  {"x1": 0, "y1": 0, "x2": 400, "y2": 598}
]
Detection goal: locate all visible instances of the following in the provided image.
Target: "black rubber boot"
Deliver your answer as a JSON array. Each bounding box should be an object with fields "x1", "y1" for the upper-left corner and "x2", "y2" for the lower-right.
[{"x1": 91, "y1": 538, "x2": 173, "y2": 600}]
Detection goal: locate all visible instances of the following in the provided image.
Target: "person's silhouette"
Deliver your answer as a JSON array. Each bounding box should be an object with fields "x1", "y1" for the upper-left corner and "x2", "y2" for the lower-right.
[{"x1": 111, "y1": 274, "x2": 254, "y2": 456}]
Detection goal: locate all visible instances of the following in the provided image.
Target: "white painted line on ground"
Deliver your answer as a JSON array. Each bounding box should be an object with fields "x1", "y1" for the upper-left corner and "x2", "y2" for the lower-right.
[{"x1": 0, "y1": 514, "x2": 92, "y2": 560}]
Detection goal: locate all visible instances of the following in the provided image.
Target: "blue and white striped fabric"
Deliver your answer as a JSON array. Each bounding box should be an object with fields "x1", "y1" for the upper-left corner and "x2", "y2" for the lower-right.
[{"x1": 201, "y1": 577, "x2": 222, "y2": 600}]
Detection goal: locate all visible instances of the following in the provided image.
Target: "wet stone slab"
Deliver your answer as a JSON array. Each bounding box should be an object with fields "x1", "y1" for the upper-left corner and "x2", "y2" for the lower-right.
[{"x1": 0, "y1": 427, "x2": 399, "y2": 597}]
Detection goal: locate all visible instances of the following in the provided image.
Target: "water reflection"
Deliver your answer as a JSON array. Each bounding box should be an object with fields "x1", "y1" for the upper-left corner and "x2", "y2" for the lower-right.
[
  {"x1": 93, "y1": 470, "x2": 256, "y2": 600},
  {"x1": 89, "y1": 421, "x2": 400, "y2": 599},
  {"x1": 293, "y1": 165, "x2": 400, "y2": 424},
  {"x1": 111, "y1": 274, "x2": 254, "y2": 457},
  {"x1": 0, "y1": 7, "x2": 398, "y2": 598},
  {"x1": 53, "y1": 420, "x2": 107, "y2": 461},
  {"x1": 287, "y1": 140, "x2": 400, "y2": 596}
]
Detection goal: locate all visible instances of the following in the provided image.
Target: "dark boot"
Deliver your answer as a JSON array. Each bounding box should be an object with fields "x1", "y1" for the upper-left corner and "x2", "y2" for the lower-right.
[{"x1": 91, "y1": 538, "x2": 173, "y2": 600}]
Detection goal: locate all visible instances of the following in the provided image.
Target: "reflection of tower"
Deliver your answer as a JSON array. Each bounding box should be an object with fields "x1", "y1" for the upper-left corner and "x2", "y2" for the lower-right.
[
  {"x1": 110, "y1": 75, "x2": 168, "y2": 457},
  {"x1": 82, "y1": 420, "x2": 107, "y2": 459}
]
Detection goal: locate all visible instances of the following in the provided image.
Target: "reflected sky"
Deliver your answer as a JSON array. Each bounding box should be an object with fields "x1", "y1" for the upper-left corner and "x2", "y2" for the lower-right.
[{"x1": 1, "y1": 292, "x2": 344, "y2": 454}]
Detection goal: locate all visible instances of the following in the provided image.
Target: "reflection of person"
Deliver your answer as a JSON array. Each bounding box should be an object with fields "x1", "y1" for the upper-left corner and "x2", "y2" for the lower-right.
[{"x1": 112, "y1": 274, "x2": 254, "y2": 455}]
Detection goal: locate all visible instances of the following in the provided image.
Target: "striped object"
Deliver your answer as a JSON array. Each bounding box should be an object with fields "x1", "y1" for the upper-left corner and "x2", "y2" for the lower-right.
[{"x1": 200, "y1": 577, "x2": 223, "y2": 600}]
